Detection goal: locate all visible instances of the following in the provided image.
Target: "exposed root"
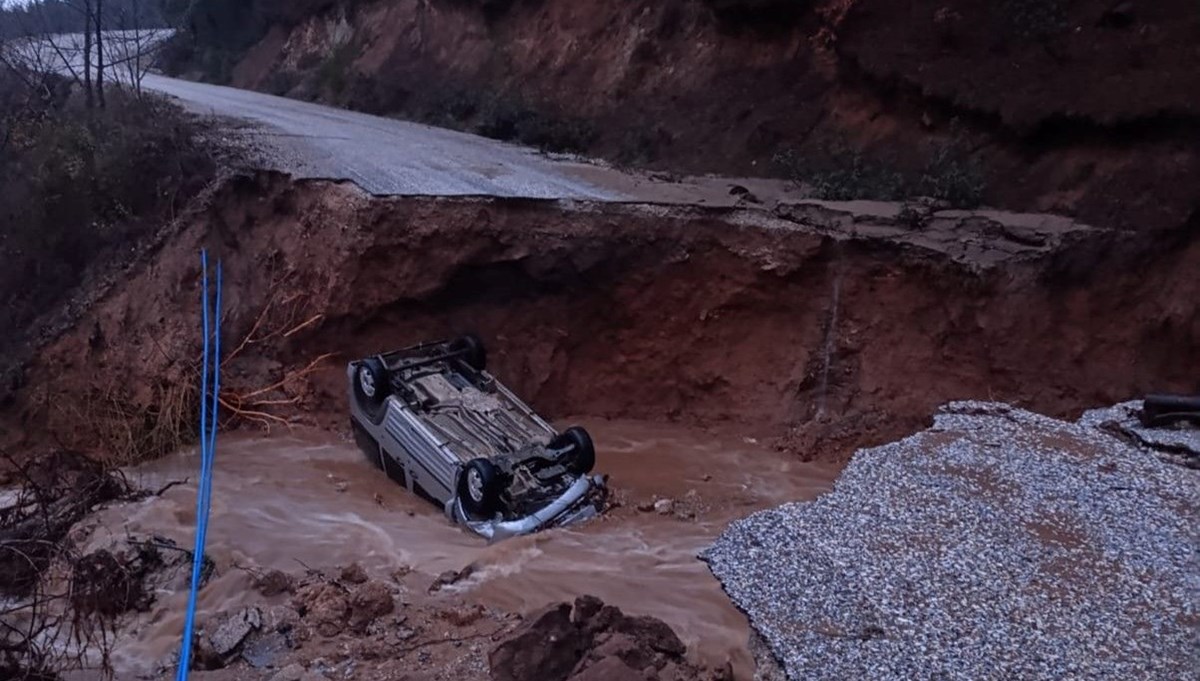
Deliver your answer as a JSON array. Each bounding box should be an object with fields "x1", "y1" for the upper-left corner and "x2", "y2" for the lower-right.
[
  {"x1": 218, "y1": 353, "x2": 334, "y2": 432},
  {"x1": 51, "y1": 380, "x2": 200, "y2": 468}
]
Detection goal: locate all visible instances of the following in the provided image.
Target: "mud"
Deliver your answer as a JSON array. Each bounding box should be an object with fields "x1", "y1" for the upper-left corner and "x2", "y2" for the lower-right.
[{"x1": 77, "y1": 420, "x2": 834, "y2": 678}]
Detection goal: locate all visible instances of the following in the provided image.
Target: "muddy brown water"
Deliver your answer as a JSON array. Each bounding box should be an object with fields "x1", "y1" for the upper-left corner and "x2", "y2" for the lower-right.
[{"x1": 94, "y1": 419, "x2": 837, "y2": 678}]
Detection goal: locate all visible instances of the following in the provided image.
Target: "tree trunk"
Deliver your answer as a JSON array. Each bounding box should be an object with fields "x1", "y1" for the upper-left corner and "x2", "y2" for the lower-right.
[
  {"x1": 95, "y1": 0, "x2": 105, "y2": 108},
  {"x1": 82, "y1": 0, "x2": 93, "y2": 110}
]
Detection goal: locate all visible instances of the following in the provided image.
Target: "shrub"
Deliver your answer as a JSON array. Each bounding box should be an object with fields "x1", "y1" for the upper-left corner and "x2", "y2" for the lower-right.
[
  {"x1": 774, "y1": 145, "x2": 907, "y2": 202},
  {"x1": 317, "y1": 40, "x2": 359, "y2": 97},
  {"x1": 997, "y1": 0, "x2": 1068, "y2": 41},
  {"x1": 474, "y1": 94, "x2": 595, "y2": 154},
  {"x1": 917, "y1": 144, "x2": 986, "y2": 208},
  {"x1": 0, "y1": 69, "x2": 218, "y2": 388},
  {"x1": 773, "y1": 137, "x2": 986, "y2": 208}
]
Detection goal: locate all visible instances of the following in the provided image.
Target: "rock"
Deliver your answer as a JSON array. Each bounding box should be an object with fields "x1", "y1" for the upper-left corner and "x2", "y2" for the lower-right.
[
  {"x1": 489, "y1": 604, "x2": 587, "y2": 681},
  {"x1": 255, "y1": 569, "x2": 295, "y2": 597},
  {"x1": 293, "y1": 583, "x2": 349, "y2": 637},
  {"x1": 440, "y1": 603, "x2": 486, "y2": 627},
  {"x1": 241, "y1": 630, "x2": 292, "y2": 669},
  {"x1": 334, "y1": 481, "x2": 349, "y2": 493},
  {"x1": 270, "y1": 663, "x2": 306, "y2": 681},
  {"x1": 570, "y1": 655, "x2": 647, "y2": 681},
  {"x1": 614, "y1": 615, "x2": 686, "y2": 657},
  {"x1": 653, "y1": 499, "x2": 673, "y2": 515},
  {"x1": 339, "y1": 562, "x2": 369, "y2": 585},
  {"x1": 572, "y1": 595, "x2": 604, "y2": 625},
  {"x1": 207, "y1": 607, "x2": 262, "y2": 657},
  {"x1": 428, "y1": 563, "x2": 476, "y2": 593},
  {"x1": 585, "y1": 632, "x2": 658, "y2": 673},
  {"x1": 636, "y1": 500, "x2": 656, "y2": 513},
  {"x1": 348, "y1": 580, "x2": 395, "y2": 632},
  {"x1": 701, "y1": 474, "x2": 712, "y2": 482},
  {"x1": 489, "y1": 596, "x2": 712, "y2": 681}
]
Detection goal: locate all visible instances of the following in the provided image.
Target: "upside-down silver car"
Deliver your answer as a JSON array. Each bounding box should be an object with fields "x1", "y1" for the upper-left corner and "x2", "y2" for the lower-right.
[{"x1": 348, "y1": 335, "x2": 607, "y2": 541}]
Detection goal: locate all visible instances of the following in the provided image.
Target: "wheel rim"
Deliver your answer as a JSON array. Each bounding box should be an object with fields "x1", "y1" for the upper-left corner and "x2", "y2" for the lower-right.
[
  {"x1": 466, "y1": 469, "x2": 485, "y2": 503},
  {"x1": 359, "y1": 366, "x2": 376, "y2": 398}
]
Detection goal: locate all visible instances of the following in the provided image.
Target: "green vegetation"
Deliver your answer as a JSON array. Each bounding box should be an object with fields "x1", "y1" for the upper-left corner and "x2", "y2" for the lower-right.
[
  {"x1": 774, "y1": 138, "x2": 987, "y2": 208},
  {"x1": 997, "y1": 0, "x2": 1069, "y2": 41},
  {"x1": 316, "y1": 39, "x2": 360, "y2": 98}
]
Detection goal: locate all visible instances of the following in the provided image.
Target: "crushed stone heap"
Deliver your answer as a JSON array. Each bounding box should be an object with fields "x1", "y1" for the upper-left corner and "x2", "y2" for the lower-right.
[{"x1": 703, "y1": 401, "x2": 1199, "y2": 680}]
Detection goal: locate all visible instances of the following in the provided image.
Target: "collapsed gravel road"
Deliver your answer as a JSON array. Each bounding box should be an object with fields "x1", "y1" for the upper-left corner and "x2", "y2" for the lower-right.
[{"x1": 703, "y1": 402, "x2": 1199, "y2": 680}]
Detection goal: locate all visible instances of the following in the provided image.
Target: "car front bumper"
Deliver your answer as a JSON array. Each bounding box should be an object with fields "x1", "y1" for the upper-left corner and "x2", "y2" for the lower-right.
[{"x1": 446, "y1": 474, "x2": 608, "y2": 542}]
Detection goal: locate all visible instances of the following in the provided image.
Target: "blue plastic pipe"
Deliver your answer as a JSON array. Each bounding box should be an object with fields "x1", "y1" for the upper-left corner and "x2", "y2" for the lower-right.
[{"x1": 177, "y1": 252, "x2": 222, "y2": 681}]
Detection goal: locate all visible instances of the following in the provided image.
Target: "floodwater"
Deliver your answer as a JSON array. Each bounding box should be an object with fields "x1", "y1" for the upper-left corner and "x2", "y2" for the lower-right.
[{"x1": 96, "y1": 419, "x2": 838, "y2": 678}]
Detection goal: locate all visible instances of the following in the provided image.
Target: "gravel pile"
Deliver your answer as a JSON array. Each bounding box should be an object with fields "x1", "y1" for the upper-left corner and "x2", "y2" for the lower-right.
[{"x1": 702, "y1": 401, "x2": 1199, "y2": 680}]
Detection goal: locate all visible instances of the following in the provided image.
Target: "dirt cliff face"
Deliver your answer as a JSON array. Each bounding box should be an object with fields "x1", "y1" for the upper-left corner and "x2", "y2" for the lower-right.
[
  {"x1": 14, "y1": 173, "x2": 1199, "y2": 464},
  {"x1": 209, "y1": 0, "x2": 1200, "y2": 233}
]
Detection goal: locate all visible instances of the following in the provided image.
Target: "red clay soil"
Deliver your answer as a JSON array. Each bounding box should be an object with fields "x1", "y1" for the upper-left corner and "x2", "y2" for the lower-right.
[
  {"x1": 11, "y1": 173, "x2": 1199, "y2": 464},
  {"x1": 218, "y1": 0, "x2": 1200, "y2": 233}
]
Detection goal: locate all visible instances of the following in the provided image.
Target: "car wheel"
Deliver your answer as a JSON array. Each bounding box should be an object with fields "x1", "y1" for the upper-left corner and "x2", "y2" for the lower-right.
[
  {"x1": 354, "y1": 358, "x2": 391, "y2": 424},
  {"x1": 458, "y1": 458, "x2": 502, "y2": 519},
  {"x1": 552, "y1": 426, "x2": 596, "y2": 475},
  {"x1": 450, "y1": 334, "x2": 487, "y2": 372}
]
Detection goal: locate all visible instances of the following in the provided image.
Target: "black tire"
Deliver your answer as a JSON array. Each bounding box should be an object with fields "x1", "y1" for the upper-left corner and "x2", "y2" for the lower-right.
[
  {"x1": 551, "y1": 426, "x2": 596, "y2": 475},
  {"x1": 1142, "y1": 394, "x2": 1200, "y2": 423},
  {"x1": 458, "y1": 458, "x2": 503, "y2": 519},
  {"x1": 450, "y1": 334, "x2": 487, "y2": 372},
  {"x1": 353, "y1": 358, "x2": 390, "y2": 424}
]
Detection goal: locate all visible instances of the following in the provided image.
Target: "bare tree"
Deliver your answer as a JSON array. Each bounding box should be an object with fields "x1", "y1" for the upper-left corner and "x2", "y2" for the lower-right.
[
  {"x1": 94, "y1": 0, "x2": 104, "y2": 107},
  {"x1": 102, "y1": 0, "x2": 168, "y2": 96}
]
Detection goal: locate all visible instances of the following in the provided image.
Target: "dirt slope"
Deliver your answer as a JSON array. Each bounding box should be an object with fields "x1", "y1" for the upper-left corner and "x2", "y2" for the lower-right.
[
  {"x1": 12, "y1": 173, "x2": 1199, "y2": 464},
  {"x1": 173, "y1": 0, "x2": 1200, "y2": 233}
]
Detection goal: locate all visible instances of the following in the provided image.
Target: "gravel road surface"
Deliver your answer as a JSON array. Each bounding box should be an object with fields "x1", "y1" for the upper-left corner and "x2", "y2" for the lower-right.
[{"x1": 142, "y1": 75, "x2": 631, "y2": 199}]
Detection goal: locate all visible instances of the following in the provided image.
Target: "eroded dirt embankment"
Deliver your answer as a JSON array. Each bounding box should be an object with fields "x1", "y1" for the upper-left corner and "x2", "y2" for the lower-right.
[{"x1": 12, "y1": 172, "x2": 1199, "y2": 463}]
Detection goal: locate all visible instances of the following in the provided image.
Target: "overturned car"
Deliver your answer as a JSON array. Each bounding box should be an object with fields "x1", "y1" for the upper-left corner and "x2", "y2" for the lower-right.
[{"x1": 348, "y1": 335, "x2": 607, "y2": 540}]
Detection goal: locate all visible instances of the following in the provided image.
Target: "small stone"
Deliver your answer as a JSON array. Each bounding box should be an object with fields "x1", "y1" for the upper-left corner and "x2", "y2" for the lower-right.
[
  {"x1": 701, "y1": 474, "x2": 712, "y2": 482},
  {"x1": 653, "y1": 499, "x2": 674, "y2": 515},
  {"x1": 339, "y1": 563, "x2": 368, "y2": 585},
  {"x1": 256, "y1": 569, "x2": 295, "y2": 597},
  {"x1": 207, "y1": 607, "x2": 262, "y2": 657},
  {"x1": 334, "y1": 481, "x2": 349, "y2": 493},
  {"x1": 270, "y1": 663, "x2": 305, "y2": 681},
  {"x1": 636, "y1": 500, "x2": 656, "y2": 513},
  {"x1": 348, "y1": 581, "x2": 395, "y2": 632},
  {"x1": 428, "y1": 564, "x2": 475, "y2": 593}
]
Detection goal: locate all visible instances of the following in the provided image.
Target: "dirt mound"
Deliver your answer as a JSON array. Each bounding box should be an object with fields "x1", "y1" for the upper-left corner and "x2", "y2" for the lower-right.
[{"x1": 490, "y1": 596, "x2": 731, "y2": 681}]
